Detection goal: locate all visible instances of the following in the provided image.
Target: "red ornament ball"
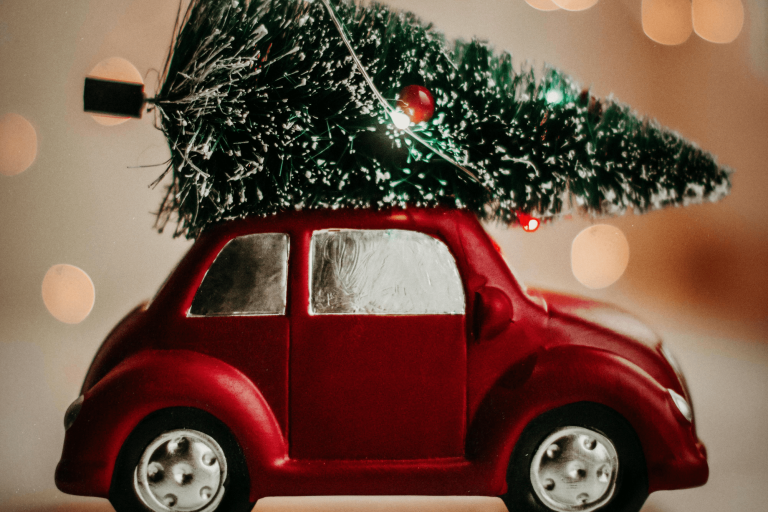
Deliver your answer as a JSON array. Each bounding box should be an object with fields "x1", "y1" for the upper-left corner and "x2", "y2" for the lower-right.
[
  {"x1": 517, "y1": 212, "x2": 540, "y2": 232},
  {"x1": 397, "y1": 85, "x2": 435, "y2": 124}
]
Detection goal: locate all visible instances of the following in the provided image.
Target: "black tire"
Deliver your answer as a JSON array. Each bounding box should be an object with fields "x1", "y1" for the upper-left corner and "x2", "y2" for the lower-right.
[
  {"x1": 110, "y1": 407, "x2": 253, "y2": 512},
  {"x1": 502, "y1": 402, "x2": 648, "y2": 512}
]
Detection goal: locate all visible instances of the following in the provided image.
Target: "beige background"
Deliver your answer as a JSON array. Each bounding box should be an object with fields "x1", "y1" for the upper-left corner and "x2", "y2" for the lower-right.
[{"x1": 0, "y1": 0, "x2": 766, "y2": 511}]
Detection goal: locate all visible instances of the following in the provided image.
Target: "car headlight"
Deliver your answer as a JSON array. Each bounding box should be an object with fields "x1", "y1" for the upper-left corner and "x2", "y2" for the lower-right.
[
  {"x1": 669, "y1": 388, "x2": 693, "y2": 422},
  {"x1": 64, "y1": 395, "x2": 84, "y2": 431},
  {"x1": 661, "y1": 344, "x2": 682, "y2": 376},
  {"x1": 661, "y1": 344, "x2": 695, "y2": 417}
]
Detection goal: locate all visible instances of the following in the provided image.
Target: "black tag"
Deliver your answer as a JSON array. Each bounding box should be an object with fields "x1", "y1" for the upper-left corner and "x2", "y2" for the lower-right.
[{"x1": 83, "y1": 77, "x2": 145, "y2": 118}]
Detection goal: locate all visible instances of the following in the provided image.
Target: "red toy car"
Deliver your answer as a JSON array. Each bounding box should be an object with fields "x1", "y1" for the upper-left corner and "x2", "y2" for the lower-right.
[{"x1": 55, "y1": 207, "x2": 707, "y2": 512}]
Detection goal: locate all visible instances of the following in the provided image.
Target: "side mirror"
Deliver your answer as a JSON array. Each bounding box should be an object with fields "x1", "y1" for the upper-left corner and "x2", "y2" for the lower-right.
[{"x1": 473, "y1": 286, "x2": 513, "y2": 341}]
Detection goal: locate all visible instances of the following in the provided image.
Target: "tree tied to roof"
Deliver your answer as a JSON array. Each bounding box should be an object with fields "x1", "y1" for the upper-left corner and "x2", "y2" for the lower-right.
[{"x1": 149, "y1": 0, "x2": 731, "y2": 239}]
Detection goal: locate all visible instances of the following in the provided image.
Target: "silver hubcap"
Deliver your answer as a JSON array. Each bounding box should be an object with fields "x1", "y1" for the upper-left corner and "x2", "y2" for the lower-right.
[
  {"x1": 530, "y1": 426, "x2": 619, "y2": 512},
  {"x1": 134, "y1": 429, "x2": 227, "y2": 512}
]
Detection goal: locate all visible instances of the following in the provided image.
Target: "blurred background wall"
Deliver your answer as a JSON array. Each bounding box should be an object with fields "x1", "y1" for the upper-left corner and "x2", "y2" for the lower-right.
[{"x1": 0, "y1": 1, "x2": 766, "y2": 511}]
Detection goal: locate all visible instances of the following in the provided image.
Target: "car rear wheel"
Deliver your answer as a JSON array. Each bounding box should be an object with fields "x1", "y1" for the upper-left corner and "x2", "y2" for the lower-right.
[
  {"x1": 503, "y1": 402, "x2": 648, "y2": 512},
  {"x1": 110, "y1": 408, "x2": 252, "y2": 512}
]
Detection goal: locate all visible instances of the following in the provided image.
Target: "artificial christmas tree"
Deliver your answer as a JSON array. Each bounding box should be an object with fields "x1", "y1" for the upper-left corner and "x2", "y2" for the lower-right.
[{"x1": 85, "y1": 0, "x2": 730, "y2": 238}]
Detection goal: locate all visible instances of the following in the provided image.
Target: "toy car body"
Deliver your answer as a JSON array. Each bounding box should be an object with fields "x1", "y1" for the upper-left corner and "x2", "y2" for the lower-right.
[{"x1": 55, "y1": 207, "x2": 707, "y2": 512}]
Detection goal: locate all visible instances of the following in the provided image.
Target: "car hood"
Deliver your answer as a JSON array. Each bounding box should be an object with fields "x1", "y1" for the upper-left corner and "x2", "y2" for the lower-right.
[{"x1": 528, "y1": 289, "x2": 660, "y2": 349}]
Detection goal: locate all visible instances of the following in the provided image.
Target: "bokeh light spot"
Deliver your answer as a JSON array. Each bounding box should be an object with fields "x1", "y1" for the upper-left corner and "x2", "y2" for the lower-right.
[
  {"x1": 692, "y1": 0, "x2": 744, "y2": 44},
  {"x1": 88, "y1": 57, "x2": 143, "y2": 126},
  {"x1": 0, "y1": 113, "x2": 37, "y2": 176},
  {"x1": 642, "y1": 0, "x2": 693, "y2": 46},
  {"x1": 42, "y1": 264, "x2": 95, "y2": 324},
  {"x1": 552, "y1": 0, "x2": 599, "y2": 11},
  {"x1": 571, "y1": 225, "x2": 630, "y2": 289},
  {"x1": 525, "y1": 0, "x2": 561, "y2": 11}
]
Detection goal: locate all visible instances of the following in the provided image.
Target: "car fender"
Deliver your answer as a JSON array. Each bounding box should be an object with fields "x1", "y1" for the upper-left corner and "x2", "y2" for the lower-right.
[
  {"x1": 56, "y1": 349, "x2": 286, "y2": 502},
  {"x1": 467, "y1": 345, "x2": 702, "y2": 495}
]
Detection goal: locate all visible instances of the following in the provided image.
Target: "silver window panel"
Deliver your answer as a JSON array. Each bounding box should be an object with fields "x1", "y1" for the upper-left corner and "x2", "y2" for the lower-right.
[
  {"x1": 310, "y1": 229, "x2": 465, "y2": 315},
  {"x1": 190, "y1": 233, "x2": 289, "y2": 316}
]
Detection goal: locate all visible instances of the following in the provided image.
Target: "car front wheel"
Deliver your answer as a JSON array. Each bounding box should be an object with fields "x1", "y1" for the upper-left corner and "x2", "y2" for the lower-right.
[
  {"x1": 110, "y1": 408, "x2": 252, "y2": 512},
  {"x1": 503, "y1": 402, "x2": 648, "y2": 512}
]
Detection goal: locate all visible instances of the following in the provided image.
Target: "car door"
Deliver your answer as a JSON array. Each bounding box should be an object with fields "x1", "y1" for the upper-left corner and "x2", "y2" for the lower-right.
[
  {"x1": 181, "y1": 232, "x2": 292, "y2": 434},
  {"x1": 290, "y1": 228, "x2": 467, "y2": 460}
]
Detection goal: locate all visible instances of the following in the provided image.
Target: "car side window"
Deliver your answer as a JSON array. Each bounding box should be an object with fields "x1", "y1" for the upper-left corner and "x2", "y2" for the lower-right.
[
  {"x1": 310, "y1": 229, "x2": 464, "y2": 315},
  {"x1": 189, "y1": 233, "x2": 289, "y2": 316}
]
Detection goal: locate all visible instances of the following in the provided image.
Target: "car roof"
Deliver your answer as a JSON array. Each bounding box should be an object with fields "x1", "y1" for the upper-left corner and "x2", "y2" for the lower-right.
[{"x1": 196, "y1": 206, "x2": 480, "y2": 242}]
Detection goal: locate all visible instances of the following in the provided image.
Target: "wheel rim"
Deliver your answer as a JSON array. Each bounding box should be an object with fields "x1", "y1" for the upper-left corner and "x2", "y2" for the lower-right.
[
  {"x1": 134, "y1": 429, "x2": 228, "y2": 512},
  {"x1": 530, "y1": 426, "x2": 619, "y2": 512}
]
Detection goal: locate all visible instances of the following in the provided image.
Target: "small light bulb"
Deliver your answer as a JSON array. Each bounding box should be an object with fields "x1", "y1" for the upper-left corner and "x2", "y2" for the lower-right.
[
  {"x1": 546, "y1": 89, "x2": 564, "y2": 105},
  {"x1": 390, "y1": 110, "x2": 411, "y2": 130},
  {"x1": 518, "y1": 212, "x2": 541, "y2": 232}
]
